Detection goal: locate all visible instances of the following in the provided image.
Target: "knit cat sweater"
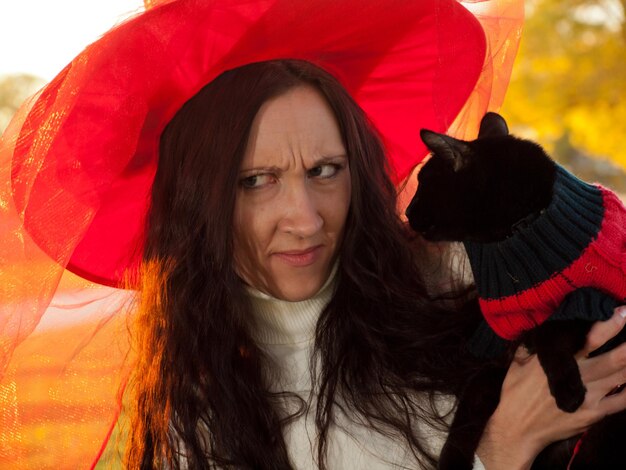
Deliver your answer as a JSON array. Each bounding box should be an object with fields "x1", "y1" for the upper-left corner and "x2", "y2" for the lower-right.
[{"x1": 464, "y1": 165, "x2": 626, "y2": 356}]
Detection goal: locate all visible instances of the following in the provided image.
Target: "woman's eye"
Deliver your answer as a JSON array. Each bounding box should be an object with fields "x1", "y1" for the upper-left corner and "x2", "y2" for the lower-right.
[
  {"x1": 308, "y1": 163, "x2": 340, "y2": 179},
  {"x1": 240, "y1": 174, "x2": 275, "y2": 189}
]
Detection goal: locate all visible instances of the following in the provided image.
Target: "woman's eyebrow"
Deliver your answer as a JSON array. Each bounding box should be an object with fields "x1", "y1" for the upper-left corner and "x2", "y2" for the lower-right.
[
  {"x1": 313, "y1": 154, "x2": 348, "y2": 165},
  {"x1": 238, "y1": 165, "x2": 283, "y2": 174},
  {"x1": 239, "y1": 155, "x2": 348, "y2": 174}
]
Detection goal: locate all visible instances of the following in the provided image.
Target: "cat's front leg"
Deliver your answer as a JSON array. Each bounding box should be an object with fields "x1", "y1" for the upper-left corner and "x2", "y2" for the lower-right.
[
  {"x1": 523, "y1": 287, "x2": 623, "y2": 412},
  {"x1": 439, "y1": 366, "x2": 506, "y2": 470},
  {"x1": 523, "y1": 319, "x2": 590, "y2": 412}
]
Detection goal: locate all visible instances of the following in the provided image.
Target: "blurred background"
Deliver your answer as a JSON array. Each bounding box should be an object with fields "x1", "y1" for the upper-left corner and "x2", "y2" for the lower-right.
[
  {"x1": 0, "y1": 0, "x2": 144, "y2": 130},
  {"x1": 500, "y1": 0, "x2": 626, "y2": 194}
]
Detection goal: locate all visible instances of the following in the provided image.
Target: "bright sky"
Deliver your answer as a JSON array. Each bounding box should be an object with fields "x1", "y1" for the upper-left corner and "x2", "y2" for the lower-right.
[{"x1": 0, "y1": 0, "x2": 145, "y2": 80}]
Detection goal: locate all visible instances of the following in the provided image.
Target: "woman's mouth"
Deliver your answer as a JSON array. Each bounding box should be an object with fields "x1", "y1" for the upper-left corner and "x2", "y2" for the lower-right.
[{"x1": 274, "y1": 246, "x2": 322, "y2": 267}]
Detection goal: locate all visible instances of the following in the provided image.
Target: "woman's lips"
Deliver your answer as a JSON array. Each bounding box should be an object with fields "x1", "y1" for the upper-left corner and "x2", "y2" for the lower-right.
[{"x1": 274, "y1": 246, "x2": 322, "y2": 267}]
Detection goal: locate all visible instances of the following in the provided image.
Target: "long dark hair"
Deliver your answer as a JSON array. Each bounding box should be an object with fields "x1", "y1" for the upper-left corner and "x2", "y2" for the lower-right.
[{"x1": 125, "y1": 59, "x2": 482, "y2": 469}]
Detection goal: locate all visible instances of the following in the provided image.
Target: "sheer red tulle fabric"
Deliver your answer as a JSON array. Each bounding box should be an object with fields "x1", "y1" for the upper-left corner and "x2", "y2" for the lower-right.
[
  {"x1": 13, "y1": 0, "x2": 487, "y2": 288},
  {"x1": 0, "y1": 0, "x2": 523, "y2": 468}
]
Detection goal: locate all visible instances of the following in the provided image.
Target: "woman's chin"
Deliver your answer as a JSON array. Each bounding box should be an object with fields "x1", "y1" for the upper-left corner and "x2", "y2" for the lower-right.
[
  {"x1": 269, "y1": 281, "x2": 324, "y2": 302},
  {"x1": 264, "y1": 269, "x2": 331, "y2": 301}
]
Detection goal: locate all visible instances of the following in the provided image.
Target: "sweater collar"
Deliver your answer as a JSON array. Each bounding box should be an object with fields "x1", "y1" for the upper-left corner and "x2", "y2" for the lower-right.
[
  {"x1": 245, "y1": 264, "x2": 338, "y2": 345},
  {"x1": 463, "y1": 165, "x2": 605, "y2": 300}
]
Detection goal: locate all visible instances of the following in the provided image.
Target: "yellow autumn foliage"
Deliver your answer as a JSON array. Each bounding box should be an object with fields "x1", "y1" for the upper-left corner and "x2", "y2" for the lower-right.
[{"x1": 502, "y1": 0, "x2": 626, "y2": 168}]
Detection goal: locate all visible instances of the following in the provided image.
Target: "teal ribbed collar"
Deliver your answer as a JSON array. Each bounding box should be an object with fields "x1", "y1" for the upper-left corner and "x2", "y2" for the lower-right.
[{"x1": 464, "y1": 165, "x2": 604, "y2": 300}]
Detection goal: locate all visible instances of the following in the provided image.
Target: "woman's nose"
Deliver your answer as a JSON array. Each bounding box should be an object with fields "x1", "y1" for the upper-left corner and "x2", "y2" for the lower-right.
[{"x1": 278, "y1": 184, "x2": 323, "y2": 238}]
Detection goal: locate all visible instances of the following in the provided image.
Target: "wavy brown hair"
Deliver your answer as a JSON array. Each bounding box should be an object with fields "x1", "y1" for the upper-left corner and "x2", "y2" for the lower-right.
[{"x1": 125, "y1": 59, "x2": 483, "y2": 469}]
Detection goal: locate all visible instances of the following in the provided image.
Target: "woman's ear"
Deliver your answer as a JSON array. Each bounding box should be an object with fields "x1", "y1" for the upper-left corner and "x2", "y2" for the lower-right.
[
  {"x1": 478, "y1": 112, "x2": 509, "y2": 138},
  {"x1": 420, "y1": 129, "x2": 470, "y2": 172}
]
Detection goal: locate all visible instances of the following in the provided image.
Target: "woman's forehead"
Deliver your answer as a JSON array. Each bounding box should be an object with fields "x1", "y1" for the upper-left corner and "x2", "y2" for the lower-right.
[{"x1": 242, "y1": 86, "x2": 346, "y2": 169}]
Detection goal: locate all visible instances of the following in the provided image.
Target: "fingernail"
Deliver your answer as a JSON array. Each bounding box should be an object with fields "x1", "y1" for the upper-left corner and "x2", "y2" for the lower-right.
[{"x1": 615, "y1": 306, "x2": 626, "y2": 320}]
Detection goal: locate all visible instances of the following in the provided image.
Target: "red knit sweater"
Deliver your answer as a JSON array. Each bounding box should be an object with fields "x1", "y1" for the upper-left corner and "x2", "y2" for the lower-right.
[{"x1": 464, "y1": 166, "x2": 626, "y2": 342}]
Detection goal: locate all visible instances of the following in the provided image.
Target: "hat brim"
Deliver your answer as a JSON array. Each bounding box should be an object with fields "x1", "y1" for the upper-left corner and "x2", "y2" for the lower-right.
[{"x1": 10, "y1": 0, "x2": 486, "y2": 287}]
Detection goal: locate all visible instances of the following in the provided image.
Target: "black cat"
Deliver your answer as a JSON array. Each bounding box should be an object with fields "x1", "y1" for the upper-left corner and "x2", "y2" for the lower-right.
[{"x1": 406, "y1": 112, "x2": 626, "y2": 469}]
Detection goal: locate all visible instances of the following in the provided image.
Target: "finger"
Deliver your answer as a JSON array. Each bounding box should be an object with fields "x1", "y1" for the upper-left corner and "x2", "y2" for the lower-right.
[
  {"x1": 585, "y1": 365, "x2": 626, "y2": 403},
  {"x1": 578, "y1": 306, "x2": 626, "y2": 358},
  {"x1": 597, "y1": 387, "x2": 626, "y2": 417},
  {"x1": 580, "y1": 342, "x2": 626, "y2": 383}
]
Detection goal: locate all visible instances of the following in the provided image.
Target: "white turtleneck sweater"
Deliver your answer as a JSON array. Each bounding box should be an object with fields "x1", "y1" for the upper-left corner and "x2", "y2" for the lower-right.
[{"x1": 245, "y1": 269, "x2": 486, "y2": 470}]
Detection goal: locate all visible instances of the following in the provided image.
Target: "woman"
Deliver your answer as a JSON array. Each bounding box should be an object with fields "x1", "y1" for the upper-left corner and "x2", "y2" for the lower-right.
[
  {"x1": 130, "y1": 59, "x2": 479, "y2": 469},
  {"x1": 2, "y1": 1, "x2": 625, "y2": 469}
]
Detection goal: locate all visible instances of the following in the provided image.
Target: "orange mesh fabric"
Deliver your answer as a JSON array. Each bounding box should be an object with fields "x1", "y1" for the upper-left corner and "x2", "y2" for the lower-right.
[
  {"x1": 397, "y1": 0, "x2": 524, "y2": 212},
  {"x1": 450, "y1": 0, "x2": 525, "y2": 140},
  {"x1": 0, "y1": 1, "x2": 523, "y2": 468},
  {"x1": 1, "y1": 113, "x2": 133, "y2": 466},
  {"x1": 0, "y1": 288, "x2": 133, "y2": 469}
]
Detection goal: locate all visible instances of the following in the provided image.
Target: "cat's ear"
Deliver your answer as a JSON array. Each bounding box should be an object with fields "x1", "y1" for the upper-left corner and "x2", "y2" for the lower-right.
[
  {"x1": 478, "y1": 112, "x2": 509, "y2": 138},
  {"x1": 420, "y1": 129, "x2": 470, "y2": 172}
]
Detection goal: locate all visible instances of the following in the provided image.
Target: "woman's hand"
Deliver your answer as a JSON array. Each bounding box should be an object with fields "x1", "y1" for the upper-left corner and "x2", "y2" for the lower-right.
[{"x1": 477, "y1": 306, "x2": 626, "y2": 470}]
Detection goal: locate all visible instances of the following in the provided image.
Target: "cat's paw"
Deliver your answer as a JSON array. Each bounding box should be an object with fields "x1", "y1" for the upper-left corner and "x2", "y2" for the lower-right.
[{"x1": 551, "y1": 378, "x2": 586, "y2": 413}]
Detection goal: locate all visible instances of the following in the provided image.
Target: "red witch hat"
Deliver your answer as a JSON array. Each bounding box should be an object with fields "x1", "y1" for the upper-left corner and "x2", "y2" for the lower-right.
[{"x1": 8, "y1": 0, "x2": 517, "y2": 287}]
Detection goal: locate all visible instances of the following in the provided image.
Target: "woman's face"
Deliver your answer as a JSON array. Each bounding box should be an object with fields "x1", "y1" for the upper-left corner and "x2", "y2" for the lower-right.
[{"x1": 233, "y1": 85, "x2": 351, "y2": 301}]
